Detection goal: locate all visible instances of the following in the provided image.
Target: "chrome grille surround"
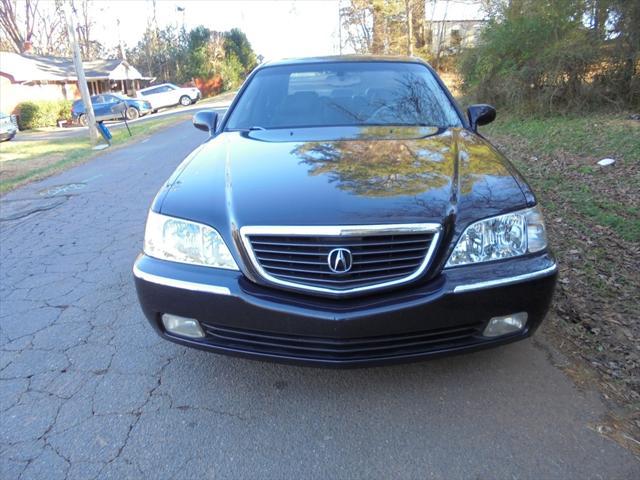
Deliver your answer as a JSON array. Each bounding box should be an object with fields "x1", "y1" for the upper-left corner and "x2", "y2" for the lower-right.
[{"x1": 240, "y1": 224, "x2": 441, "y2": 296}]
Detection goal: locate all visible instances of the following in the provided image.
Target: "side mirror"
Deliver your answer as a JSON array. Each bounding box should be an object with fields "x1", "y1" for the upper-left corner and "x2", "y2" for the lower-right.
[
  {"x1": 193, "y1": 110, "x2": 218, "y2": 134},
  {"x1": 467, "y1": 104, "x2": 496, "y2": 131}
]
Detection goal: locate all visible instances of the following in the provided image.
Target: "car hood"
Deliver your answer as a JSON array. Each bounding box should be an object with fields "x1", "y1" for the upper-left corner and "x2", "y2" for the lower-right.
[{"x1": 157, "y1": 126, "x2": 530, "y2": 235}]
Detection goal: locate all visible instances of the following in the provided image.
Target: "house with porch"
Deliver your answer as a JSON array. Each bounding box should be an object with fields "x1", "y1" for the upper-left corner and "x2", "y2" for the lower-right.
[
  {"x1": 425, "y1": 1, "x2": 488, "y2": 56},
  {"x1": 0, "y1": 51, "x2": 150, "y2": 113}
]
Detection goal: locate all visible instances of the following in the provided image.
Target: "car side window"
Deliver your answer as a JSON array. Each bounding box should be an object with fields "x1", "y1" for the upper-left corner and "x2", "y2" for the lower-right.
[{"x1": 93, "y1": 95, "x2": 104, "y2": 104}]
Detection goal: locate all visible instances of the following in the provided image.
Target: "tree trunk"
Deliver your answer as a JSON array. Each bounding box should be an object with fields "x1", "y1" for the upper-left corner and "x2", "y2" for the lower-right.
[
  {"x1": 412, "y1": 0, "x2": 426, "y2": 48},
  {"x1": 405, "y1": 0, "x2": 413, "y2": 56},
  {"x1": 371, "y1": 1, "x2": 384, "y2": 54}
]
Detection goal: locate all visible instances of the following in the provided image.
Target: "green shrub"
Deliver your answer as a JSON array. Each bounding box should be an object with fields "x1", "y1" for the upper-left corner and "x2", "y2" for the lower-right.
[
  {"x1": 57, "y1": 100, "x2": 72, "y2": 122},
  {"x1": 219, "y1": 54, "x2": 243, "y2": 91},
  {"x1": 458, "y1": 0, "x2": 640, "y2": 114},
  {"x1": 16, "y1": 99, "x2": 73, "y2": 130}
]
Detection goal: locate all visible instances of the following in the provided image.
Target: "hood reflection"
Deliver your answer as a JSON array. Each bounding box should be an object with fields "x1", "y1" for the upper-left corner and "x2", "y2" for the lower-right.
[
  {"x1": 292, "y1": 127, "x2": 454, "y2": 197},
  {"x1": 158, "y1": 126, "x2": 529, "y2": 230}
]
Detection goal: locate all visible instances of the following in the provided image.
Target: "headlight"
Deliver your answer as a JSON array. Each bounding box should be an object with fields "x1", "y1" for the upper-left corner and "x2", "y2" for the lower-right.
[
  {"x1": 144, "y1": 211, "x2": 238, "y2": 270},
  {"x1": 446, "y1": 206, "x2": 547, "y2": 267}
]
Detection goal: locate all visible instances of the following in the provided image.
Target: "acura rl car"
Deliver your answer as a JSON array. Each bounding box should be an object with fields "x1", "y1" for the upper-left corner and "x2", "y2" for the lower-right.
[{"x1": 133, "y1": 56, "x2": 557, "y2": 367}]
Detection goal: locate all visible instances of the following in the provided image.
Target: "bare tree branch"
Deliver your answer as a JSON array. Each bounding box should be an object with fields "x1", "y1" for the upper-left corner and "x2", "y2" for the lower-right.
[{"x1": 0, "y1": 0, "x2": 26, "y2": 52}]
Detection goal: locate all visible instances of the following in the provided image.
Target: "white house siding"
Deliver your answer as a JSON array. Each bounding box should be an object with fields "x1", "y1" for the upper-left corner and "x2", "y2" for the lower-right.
[{"x1": 0, "y1": 76, "x2": 79, "y2": 113}]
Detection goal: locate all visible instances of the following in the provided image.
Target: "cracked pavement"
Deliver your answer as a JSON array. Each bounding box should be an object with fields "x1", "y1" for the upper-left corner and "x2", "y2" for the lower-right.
[{"x1": 1, "y1": 118, "x2": 639, "y2": 479}]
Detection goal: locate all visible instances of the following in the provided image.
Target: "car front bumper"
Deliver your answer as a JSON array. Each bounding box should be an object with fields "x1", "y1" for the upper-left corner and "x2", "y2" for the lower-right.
[
  {"x1": 133, "y1": 253, "x2": 557, "y2": 367},
  {"x1": 0, "y1": 128, "x2": 16, "y2": 140},
  {"x1": 0, "y1": 120, "x2": 17, "y2": 138},
  {"x1": 139, "y1": 103, "x2": 153, "y2": 114}
]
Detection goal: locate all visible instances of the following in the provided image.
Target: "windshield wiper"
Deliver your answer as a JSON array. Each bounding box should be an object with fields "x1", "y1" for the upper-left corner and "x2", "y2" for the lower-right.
[
  {"x1": 362, "y1": 122, "x2": 437, "y2": 128},
  {"x1": 226, "y1": 126, "x2": 267, "y2": 132}
]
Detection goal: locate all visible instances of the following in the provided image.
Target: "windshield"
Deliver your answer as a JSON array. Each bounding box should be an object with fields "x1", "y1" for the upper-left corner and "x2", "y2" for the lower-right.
[{"x1": 225, "y1": 62, "x2": 462, "y2": 130}]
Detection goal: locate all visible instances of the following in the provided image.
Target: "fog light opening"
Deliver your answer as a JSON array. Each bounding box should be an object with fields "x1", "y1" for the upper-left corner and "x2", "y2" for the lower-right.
[
  {"x1": 483, "y1": 312, "x2": 528, "y2": 338},
  {"x1": 161, "y1": 314, "x2": 205, "y2": 339}
]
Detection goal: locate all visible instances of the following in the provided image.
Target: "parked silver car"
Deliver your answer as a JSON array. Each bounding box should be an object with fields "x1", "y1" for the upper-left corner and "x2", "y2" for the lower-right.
[{"x1": 0, "y1": 113, "x2": 17, "y2": 141}]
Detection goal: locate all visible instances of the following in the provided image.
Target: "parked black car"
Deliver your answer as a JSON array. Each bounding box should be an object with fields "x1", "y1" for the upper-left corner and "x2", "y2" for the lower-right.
[{"x1": 133, "y1": 56, "x2": 557, "y2": 367}]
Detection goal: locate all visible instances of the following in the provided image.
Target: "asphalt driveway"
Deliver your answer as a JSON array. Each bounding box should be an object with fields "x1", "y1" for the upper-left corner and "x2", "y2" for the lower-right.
[{"x1": 1, "y1": 119, "x2": 638, "y2": 479}]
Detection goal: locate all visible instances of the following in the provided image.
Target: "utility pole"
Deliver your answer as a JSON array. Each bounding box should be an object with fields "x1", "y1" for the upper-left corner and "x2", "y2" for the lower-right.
[
  {"x1": 116, "y1": 18, "x2": 127, "y2": 61},
  {"x1": 176, "y1": 5, "x2": 186, "y2": 31},
  {"x1": 116, "y1": 18, "x2": 130, "y2": 95},
  {"x1": 64, "y1": 2, "x2": 98, "y2": 141}
]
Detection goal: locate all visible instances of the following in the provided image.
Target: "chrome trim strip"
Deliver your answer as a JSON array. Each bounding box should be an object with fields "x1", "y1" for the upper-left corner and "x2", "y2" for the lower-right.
[
  {"x1": 453, "y1": 264, "x2": 557, "y2": 293},
  {"x1": 241, "y1": 224, "x2": 441, "y2": 237},
  {"x1": 133, "y1": 264, "x2": 231, "y2": 296},
  {"x1": 240, "y1": 223, "x2": 442, "y2": 296}
]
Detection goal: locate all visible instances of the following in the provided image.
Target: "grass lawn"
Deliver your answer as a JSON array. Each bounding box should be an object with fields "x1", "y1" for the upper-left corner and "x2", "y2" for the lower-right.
[
  {"x1": 0, "y1": 113, "x2": 193, "y2": 194},
  {"x1": 484, "y1": 112, "x2": 640, "y2": 450},
  {"x1": 485, "y1": 114, "x2": 640, "y2": 164},
  {"x1": 485, "y1": 113, "x2": 639, "y2": 241}
]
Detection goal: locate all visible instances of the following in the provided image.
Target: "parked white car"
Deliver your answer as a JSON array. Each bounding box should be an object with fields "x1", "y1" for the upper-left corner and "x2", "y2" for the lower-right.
[{"x1": 137, "y1": 83, "x2": 201, "y2": 111}]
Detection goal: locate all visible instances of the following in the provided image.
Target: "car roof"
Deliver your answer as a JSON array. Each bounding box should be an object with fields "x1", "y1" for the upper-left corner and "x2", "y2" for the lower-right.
[
  {"x1": 259, "y1": 55, "x2": 430, "y2": 69},
  {"x1": 140, "y1": 83, "x2": 168, "y2": 91}
]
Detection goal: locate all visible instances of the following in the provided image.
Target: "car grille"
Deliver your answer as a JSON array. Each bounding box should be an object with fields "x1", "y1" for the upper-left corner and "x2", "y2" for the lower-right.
[
  {"x1": 240, "y1": 224, "x2": 441, "y2": 296},
  {"x1": 199, "y1": 321, "x2": 483, "y2": 362}
]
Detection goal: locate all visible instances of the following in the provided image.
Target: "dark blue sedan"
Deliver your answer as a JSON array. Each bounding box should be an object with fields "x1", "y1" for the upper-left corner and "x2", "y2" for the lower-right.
[
  {"x1": 133, "y1": 56, "x2": 557, "y2": 367},
  {"x1": 72, "y1": 93, "x2": 152, "y2": 125}
]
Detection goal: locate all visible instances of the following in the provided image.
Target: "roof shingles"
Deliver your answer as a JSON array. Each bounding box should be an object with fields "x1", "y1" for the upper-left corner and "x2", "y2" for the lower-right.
[{"x1": 0, "y1": 52, "x2": 145, "y2": 83}]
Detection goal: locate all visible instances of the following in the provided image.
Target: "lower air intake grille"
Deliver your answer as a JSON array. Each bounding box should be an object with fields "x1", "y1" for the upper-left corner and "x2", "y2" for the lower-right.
[{"x1": 200, "y1": 321, "x2": 483, "y2": 362}]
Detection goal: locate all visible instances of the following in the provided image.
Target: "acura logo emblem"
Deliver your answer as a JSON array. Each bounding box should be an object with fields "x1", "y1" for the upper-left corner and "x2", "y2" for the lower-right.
[{"x1": 327, "y1": 248, "x2": 352, "y2": 273}]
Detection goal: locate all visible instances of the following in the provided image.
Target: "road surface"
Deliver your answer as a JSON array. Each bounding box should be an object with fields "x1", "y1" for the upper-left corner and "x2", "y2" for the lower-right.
[{"x1": 1, "y1": 119, "x2": 638, "y2": 479}]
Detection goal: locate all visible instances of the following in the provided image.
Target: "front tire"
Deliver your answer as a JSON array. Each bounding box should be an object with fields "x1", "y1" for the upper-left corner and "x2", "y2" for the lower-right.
[
  {"x1": 125, "y1": 107, "x2": 139, "y2": 120},
  {"x1": 179, "y1": 95, "x2": 191, "y2": 107},
  {"x1": 78, "y1": 114, "x2": 88, "y2": 127}
]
